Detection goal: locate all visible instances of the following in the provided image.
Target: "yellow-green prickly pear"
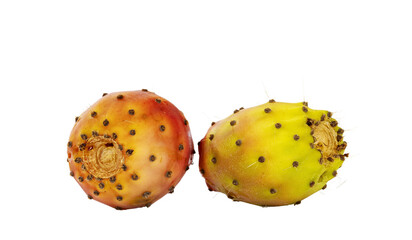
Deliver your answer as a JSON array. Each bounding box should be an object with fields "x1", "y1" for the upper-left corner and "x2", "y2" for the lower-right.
[{"x1": 198, "y1": 100, "x2": 347, "y2": 206}]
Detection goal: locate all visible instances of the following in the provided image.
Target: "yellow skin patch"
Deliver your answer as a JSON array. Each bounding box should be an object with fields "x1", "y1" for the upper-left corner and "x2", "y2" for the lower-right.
[{"x1": 199, "y1": 102, "x2": 347, "y2": 206}]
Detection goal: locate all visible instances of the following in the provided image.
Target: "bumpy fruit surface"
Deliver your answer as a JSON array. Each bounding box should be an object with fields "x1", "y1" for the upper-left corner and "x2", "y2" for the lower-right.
[
  {"x1": 198, "y1": 101, "x2": 347, "y2": 206},
  {"x1": 67, "y1": 90, "x2": 194, "y2": 209}
]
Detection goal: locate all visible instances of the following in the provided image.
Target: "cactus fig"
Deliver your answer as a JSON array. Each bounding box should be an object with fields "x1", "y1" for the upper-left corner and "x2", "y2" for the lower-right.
[
  {"x1": 198, "y1": 101, "x2": 347, "y2": 206},
  {"x1": 67, "y1": 90, "x2": 194, "y2": 209}
]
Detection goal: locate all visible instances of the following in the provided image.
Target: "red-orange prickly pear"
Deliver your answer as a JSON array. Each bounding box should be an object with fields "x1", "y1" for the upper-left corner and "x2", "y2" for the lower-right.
[{"x1": 67, "y1": 90, "x2": 194, "y2": 210}]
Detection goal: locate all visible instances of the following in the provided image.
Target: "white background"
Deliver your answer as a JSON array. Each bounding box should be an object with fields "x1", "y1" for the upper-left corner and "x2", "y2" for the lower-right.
[{"x1": 1, "y1": 0, "x2": 411, "y2": 239}]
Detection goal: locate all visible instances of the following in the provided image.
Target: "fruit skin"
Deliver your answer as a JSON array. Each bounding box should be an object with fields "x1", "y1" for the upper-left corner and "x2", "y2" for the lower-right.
[
  {"x1": 67, "y1": 90, "x2": 194, "y2": 210},
  {"x1": 198, "y1": 101, "x2": 347, "y2": 207}
]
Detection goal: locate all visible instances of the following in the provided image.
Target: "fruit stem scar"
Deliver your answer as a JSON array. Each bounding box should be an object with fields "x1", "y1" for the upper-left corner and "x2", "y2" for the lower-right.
[
  {"x1": 311, "y1": 120, "x2": 339, "y2": 166},
  {"x1": 82, "y1": 136, "x2": 124, "y2": 179}
]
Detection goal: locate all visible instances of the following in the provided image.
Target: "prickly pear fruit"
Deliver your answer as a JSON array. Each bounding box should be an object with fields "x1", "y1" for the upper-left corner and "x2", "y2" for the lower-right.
[
  {"x1": 198, "y1": 101, "x2": 347, "y2": 207},
  {"x1": 67, "y1": 90, "x2": 194, "y2": 210}
]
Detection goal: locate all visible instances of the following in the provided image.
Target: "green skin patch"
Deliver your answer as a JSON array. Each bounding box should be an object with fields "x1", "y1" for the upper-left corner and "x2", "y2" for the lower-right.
[{"x1": 198, "y1": 101, "x2": 347, "y2": 206}]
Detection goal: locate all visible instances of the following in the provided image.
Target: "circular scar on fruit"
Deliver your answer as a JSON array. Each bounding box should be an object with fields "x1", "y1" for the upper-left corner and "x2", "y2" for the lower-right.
[{"x1": 83, "y1": 136, "x2": 124, "y2": 179}]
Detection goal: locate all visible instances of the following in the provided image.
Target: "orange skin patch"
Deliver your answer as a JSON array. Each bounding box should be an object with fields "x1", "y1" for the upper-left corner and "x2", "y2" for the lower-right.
[{"x1": 67, "y1": 90, "x2": 194, "y2": 209}]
